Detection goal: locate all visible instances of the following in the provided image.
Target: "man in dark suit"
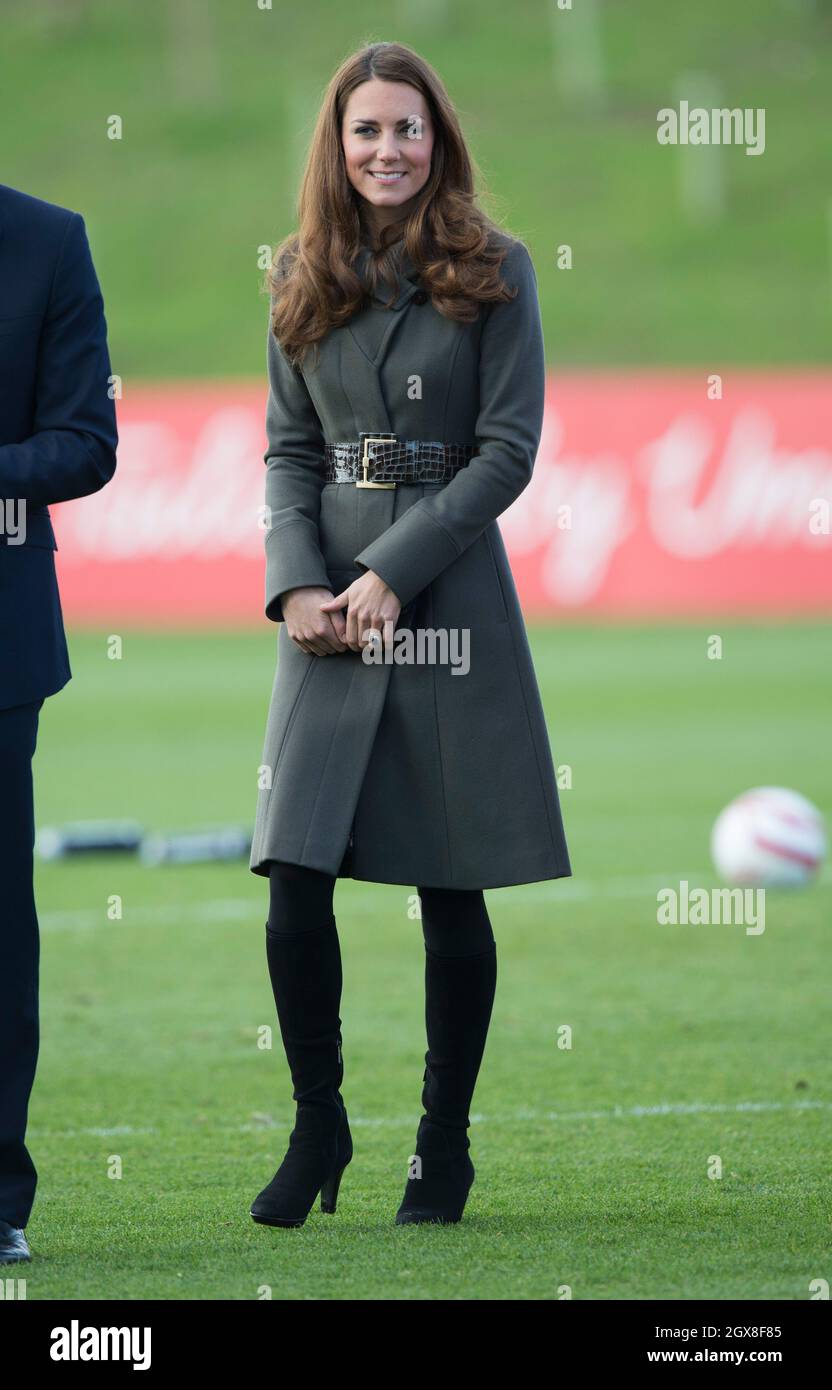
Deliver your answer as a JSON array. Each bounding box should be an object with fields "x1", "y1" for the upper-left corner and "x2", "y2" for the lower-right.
[{"x1": 0, "y1": 184, "x2": 117, "y2": 1263}]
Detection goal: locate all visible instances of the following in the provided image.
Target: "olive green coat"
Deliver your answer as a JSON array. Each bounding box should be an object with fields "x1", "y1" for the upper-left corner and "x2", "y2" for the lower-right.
[{"x1": 249, "y1": 234, "x2": 572, "y2": 889}]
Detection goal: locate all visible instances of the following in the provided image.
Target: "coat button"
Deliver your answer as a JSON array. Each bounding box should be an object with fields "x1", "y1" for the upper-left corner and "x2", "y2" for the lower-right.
[{"x1": 413, "y1": 289, "x2": 428, "y2": 305}]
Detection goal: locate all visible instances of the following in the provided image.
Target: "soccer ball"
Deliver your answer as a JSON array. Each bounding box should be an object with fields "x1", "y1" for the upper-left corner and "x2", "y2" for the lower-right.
[{"x1": 710, "y1": 787, "x2": 826, "y2": 889}]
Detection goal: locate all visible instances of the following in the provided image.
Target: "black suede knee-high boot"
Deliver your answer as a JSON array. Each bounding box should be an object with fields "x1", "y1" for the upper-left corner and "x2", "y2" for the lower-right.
[
  {"x1": 396, "y1": 889, "x2": 497, "y2": 1226},
  {"x1": 250, "y1": 867, "x2": 352, "y2": 1228}
]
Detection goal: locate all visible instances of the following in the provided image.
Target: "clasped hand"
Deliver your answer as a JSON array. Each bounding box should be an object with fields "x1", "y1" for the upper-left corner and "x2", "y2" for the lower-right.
[{"x1": 282, "y1": 572, "x2": 401, "y2": 656}]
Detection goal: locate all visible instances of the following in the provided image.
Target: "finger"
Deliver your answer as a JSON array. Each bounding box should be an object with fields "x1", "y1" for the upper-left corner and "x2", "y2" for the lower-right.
[
  {"x1": 316, "y1": 620, "x2": 345, "y2": 655},
  {"x1": 320, "y1": 590, "x2": 348, "y2": 611},
  {"x1": 303, "y1": 630, "x2": 330, "y2": 656},
  {"x1": 361, "y1": 615, "x2": 380, "y2": 647},
  {"x1": 359, "y1": 616, "x2": 379, "y2": 651},
  {"x1": 365, "y1": 624, "x2": 384, "y2": 655},
  {"x1": 322, "y1": 613, "x2": 348, "y2": 651},
  {"x1": 355, "y1": 613, "x2": 373, "y2": 652}
]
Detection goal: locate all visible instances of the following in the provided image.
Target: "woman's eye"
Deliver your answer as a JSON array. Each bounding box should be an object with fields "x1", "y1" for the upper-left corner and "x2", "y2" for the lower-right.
[{"x1": 354, "y1": 125, "x2": 410, "y2": 136}]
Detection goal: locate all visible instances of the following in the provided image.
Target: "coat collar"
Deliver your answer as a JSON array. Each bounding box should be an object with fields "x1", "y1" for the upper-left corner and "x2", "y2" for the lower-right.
[{"x1": 353, "y1": 240, "x2": 421, "y2": 312}]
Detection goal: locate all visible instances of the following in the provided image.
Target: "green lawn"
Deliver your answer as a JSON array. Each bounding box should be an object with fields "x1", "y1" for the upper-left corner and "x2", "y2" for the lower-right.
[{"x1": 22, "y1": 622, "x2": 831, "y2": 1299}]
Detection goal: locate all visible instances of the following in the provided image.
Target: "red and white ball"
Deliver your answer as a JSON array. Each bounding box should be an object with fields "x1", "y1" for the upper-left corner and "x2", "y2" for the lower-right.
[{"x1": 711, "y1": 787, "x2": 826, "y2": 889}]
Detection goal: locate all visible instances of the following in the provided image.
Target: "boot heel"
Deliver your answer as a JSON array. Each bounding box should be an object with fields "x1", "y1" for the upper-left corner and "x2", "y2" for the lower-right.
[{"x1": 320, "y1": 1163, "x2": 347, "y2": 1214}]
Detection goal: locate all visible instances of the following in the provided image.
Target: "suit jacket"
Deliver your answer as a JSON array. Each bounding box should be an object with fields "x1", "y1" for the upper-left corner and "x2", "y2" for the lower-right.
[
  {"x1": 0, "y1": 183, "x2": 117, "y2": 710},
  {"x1": 250, "y1": 234, "x2": 573, "y2": 889}
]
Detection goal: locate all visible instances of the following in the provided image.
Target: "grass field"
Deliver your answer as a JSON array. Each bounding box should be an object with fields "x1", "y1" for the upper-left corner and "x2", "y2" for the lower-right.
[{"x1": 22, "y1": 621, "x2": 831, "y2": 1300}]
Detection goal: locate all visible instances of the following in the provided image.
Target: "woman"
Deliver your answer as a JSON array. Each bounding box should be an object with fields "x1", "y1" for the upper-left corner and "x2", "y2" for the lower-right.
[{"x1": 248, "y1": 40, "x2": 571, "y2": 1229}]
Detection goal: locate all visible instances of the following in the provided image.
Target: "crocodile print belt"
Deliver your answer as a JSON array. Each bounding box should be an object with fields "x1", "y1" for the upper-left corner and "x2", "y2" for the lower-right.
[{"x1": 324, "y1": 433, "x2": 476, "y2": 488}]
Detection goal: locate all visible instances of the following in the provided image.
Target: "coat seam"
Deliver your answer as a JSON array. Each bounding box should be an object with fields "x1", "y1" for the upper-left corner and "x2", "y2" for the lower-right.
[
  {"x1": 255, "y1": 652, "x2": 316, "y2": 847},
  {"x1": 298, "y1": 657, "x2": 387, "y2": 864},
  {"x1": 504, "y1": 611, "x2": 562, "y2": 854},
  {"x1": 373, "y1": 306, "x2": 409, "y2": 366},
  {"x1": 440, "y1": 329, "x2": 466, "y2": 438},
  {"x1": 416, "y1": 505, "x2": 462, "y2": 556},
  {"x1": 428, "y1": 584, "x2": 454, "y2": 881},
  {"x1": 489, "y1": 519, "x2": 560, "y2": 851},
  {"x1": 345, "y1": 322, "x2": 377, "y2": 370},
  {"x1": 266, "y1": 517, "x2": 322, "y2": 539},
  {"x1": 484, "y1": 525, "x2": 510, "y2": 623}
]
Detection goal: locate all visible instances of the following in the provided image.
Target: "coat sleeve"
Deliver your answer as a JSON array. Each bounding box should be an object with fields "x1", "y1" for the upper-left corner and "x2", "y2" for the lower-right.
[
  {"x1": 262, "y1": 314, "x2": 331, "y2": 623},
  {"x1": 0, "y1": 212, "x2": 117, "y2": 506},
  {"x1": 352, "y1": 239, "x2": 545, "y2": 608}
]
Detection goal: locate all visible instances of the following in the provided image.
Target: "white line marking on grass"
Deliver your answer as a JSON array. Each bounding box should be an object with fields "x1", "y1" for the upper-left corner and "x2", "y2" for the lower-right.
[
  {"x1": 28, "y1": 1098, "x2": 831, "y2": 1141},
  {"x1": 38, "y1": 899, "x2": 258, "y2": 931},
  {"x1": 240, "y1": 1098, "x2": 832, "y2": 1128},
  {"x1": 29, "y1": 1126, "x2": 159, "y2": 1138},
  {"x1": 36, "y1": 864, "x2": 832, "y2": 932},
  {"x1": 510, "y1": 1099, "x2": 832, "y2": 1123}
]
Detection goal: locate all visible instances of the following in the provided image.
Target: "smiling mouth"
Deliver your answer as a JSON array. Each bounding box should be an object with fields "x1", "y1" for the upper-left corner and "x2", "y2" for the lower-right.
[{"x1": 369, "y1": 171, "x2": 406, "y2": 181}]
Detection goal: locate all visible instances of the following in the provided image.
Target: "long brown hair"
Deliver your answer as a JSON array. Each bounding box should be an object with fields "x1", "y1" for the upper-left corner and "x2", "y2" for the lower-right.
[{"x1": 268, "y1": 40, "x2": 521, "y2": 368}]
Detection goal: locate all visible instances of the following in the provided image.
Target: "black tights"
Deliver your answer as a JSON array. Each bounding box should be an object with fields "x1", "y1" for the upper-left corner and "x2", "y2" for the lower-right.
[
  {"x1": 265, "y1": 860, "x2": 497, "y2": 1138},
  {"x1": 267, "y1": 860, "x2": 495, "y2": 956}
]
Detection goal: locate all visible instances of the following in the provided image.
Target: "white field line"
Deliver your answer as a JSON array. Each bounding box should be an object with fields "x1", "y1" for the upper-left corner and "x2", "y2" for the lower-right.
[
  {"x1": 36, "y1": 864, "x2": 832, "y2": 932},
  {"x1": 27, "y1": 1098, "x2": 832, "y2": 1141},
  {"x1": 38, "y1": 898, "x2": 258, "y2": 932}
]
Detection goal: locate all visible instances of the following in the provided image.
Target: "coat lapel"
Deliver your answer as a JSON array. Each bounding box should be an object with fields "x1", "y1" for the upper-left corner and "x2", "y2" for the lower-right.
[
  {"x1": 340, "y1": 327, "x2": 394, "y2": 431},
  {"x1": 340, "y1": 241, "x2": 423, "y2": 434}
]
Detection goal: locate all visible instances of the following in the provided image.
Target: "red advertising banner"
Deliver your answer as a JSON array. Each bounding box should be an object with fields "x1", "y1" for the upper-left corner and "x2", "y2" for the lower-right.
[{"x1": 51, "y1": 373, "x2": 832, "y2": 625}]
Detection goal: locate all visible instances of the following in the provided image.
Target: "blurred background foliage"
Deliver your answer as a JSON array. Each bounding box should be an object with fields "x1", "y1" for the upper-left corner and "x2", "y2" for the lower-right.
[{"x1": 1, "y1": 0, "x2": 829, "y2": 377}]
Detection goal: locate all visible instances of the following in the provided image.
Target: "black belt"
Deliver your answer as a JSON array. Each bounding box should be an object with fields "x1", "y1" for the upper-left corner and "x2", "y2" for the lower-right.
[{"x1": 323, "y1": 433, "x2": 475, "y2": 488}]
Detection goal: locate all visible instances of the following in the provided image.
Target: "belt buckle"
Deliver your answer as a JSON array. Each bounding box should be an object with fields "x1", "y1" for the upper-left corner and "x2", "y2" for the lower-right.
[{"x1": 357, "y1": 432, "x2": 397, "y2": 489}]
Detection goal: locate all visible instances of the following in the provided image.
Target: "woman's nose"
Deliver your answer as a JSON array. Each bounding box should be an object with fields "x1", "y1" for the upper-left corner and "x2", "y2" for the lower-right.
[{"x1": 375, "y1": 132, "x2": 401, "y2": 161}]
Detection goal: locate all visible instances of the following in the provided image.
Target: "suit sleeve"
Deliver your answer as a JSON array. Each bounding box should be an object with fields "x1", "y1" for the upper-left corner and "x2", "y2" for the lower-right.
[
  {"x1": 352, "y1": 240, "x2": 545, "y2": 607},
  {"x1": 0, "y1": 212, "x2": 117, "y2": 506},
  {"x1": 263, "y1": 314, "x2": 330, "y2": 623}
]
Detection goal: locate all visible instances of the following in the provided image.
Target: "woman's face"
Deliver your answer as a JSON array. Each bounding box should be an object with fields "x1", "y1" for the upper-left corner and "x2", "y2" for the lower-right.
[{"x1": 341, "y1": 79, "x2": 434, "y2": 234}]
